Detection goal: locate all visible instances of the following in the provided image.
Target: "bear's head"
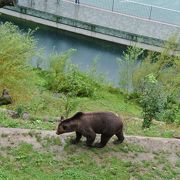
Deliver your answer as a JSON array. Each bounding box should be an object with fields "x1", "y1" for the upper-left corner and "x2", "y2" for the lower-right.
[{"x1": 56, "y1": 116, "x2": 73, "y2": 135}]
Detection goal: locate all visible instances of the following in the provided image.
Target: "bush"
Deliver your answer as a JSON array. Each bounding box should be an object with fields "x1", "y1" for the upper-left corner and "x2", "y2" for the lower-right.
[
  {"x1": 140, "y1": 74, "x2": 166, "y2": 128},
  {"x1": 133, "y1": 36, "x2": 180, "y2": 94},
  {"x1": 43, "y1": 50, "x2": 103, "y2": 97},
  {"x1": 162, "y1": 93, "x2": 179, "y2": 124},
  {"x1": 140, "y1": 74, "x2": 179, "y2": 128},
  {"x1": 117, "y1": 46, "x2": 143, "y2": 94},
  {"x1": 0, "y1": 22, "x2": 38, "y2": 106}
]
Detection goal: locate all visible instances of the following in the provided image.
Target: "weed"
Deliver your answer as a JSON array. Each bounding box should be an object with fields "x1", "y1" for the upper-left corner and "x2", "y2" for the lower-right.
[{"x1": 41, "y1": 136, "x2": 62, "y2": 147}]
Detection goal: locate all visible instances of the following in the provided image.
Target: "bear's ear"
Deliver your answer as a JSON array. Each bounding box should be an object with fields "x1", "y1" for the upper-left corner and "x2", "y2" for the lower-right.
[
  {"x1": 58, "y1": 116, "x2": 64, "y2": 122},
  {"x1": 59, "y1": 116, "x2": 64, "y2": 122}
]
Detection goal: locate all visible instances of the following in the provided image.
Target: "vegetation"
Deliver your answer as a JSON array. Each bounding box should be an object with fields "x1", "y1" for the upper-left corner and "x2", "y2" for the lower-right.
[
  {"x1": 42, "y1": 50, "x2": 104, "y2": 98},
  {"x1": 1, "y1": 111, "x2": 179, "y2": 138},
  {"x1": 0, "y1": 22, "x2": 38, "y2": 106},
  {"x1": 117, "y1": 46, "x2": 143, "y2": 94},
  {"x1": 0, "y1": 20, "x2": 180, "y2": 180},
  {"x1": 118, "y1": 37, "x2": 180, "y2": 128},
  {"x1": 140, "y1": 75, "x2": 179, "y2": 128},
  {"x1": 0, "y1": 141, "x2": 179, "y2": 179},
  {"x1": 0, "y1": 22, "x2": 179, "y2": 130}
]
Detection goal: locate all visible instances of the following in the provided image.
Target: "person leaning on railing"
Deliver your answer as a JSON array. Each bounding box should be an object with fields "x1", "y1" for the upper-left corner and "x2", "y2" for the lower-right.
[{"x1": 75, "y1": 0, "x2": 79, "y2": 4}]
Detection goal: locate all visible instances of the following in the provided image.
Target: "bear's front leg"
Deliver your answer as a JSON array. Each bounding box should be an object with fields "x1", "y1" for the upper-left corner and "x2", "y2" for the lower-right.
[
  {"x1": 71, "y1": 132, "x2": 82, "y2": 144},
  {"x1": 84, "y1": 131, "x2": 96, "y2": 147}
]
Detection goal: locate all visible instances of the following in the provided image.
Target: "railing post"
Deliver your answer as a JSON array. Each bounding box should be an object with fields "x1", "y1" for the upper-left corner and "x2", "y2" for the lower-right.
[
  {"x1": 112, "y1": 0, "x2": 115, "y2": 11},
  {"x1": 30, "y1": 0, "x2": 32, "y2": 7},
  {"x1": 149, "y1": 6, "x2": 152, "y2": 19}
]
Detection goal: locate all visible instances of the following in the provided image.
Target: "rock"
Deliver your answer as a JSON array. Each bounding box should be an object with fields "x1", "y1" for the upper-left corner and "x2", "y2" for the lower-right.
[
  {"x1": 7, "y1": 109, "x2": 19, "y2": 119},
  {"x1": 22, "y1": 112, "x2": 30, "y2": 120}
]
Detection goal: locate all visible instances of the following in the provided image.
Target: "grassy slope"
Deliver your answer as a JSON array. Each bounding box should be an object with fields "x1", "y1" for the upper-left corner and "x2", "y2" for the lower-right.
[{"x1": 0, "y1": 90, "x2": 179, "y2": 138}]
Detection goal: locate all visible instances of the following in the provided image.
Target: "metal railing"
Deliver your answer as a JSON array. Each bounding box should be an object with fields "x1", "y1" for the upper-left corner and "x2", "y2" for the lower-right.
[
  {"x1": 3, "y1": 0, "x2": 180, "y2": 51},
  {"x1": 3, "y1": 2, "x2": 171, "y2": 48},
  {"x1": 16, "y1": 0, "x2": 180, "y2": 26},
  {"x1": 68, "y1": 0, "x2": 180, "y2": 26}
]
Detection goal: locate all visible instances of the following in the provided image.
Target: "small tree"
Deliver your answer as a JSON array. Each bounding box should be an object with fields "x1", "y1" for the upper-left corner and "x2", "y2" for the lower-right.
[
  {"x1": 133, "y1": 36, "x2": 180, "y2": 94},
  {"x1": 140, "y1": 74, "x2": 167, "y2": 128},
  {"x1": 117, "y1": 46, "x2": 143, "y2": 94},
  {"x1": 60, "y1": 93, "x2": 77, "y2": 118}
]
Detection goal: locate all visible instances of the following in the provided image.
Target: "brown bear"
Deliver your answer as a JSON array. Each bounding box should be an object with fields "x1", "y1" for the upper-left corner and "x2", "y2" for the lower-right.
[{"x1": 56, "y1": 111, "x2": 124, "y2": 148}]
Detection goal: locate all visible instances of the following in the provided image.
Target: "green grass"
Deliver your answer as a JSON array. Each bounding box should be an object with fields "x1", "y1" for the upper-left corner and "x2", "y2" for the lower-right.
[
  {"x1": 76, "y1": 91, "x2": 141, "y2": 117},
  {"x1": 124, "y1": 118, "x2": 180, "y2": 138},
  {"x1": 0, "y1": 143, "x2": 130, "y2": 180},
  {"x1": 0, "y1": 142, "x2": 179, "y2": 180},
  {"x1": 0, "y1": 112, "x2": 55, "y2": 130},
  {"x1": 0, "y1": 110, "x2": 179, "y2": 138}
]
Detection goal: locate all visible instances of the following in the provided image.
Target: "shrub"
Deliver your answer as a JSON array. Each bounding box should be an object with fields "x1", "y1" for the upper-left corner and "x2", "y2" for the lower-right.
[
  {"x1": 140, "y1": 74, "x2": 166, "y2": 128},
  {"x1": 117, "y1": 46, "x2": 143, "y2": 94},
  {"x1": 162, "y1": 93, "x2": 179, "y2": 124},
  {"x1": 0, "y1": 22, "x2": 38, "y2": 106},
  {"x1": 43, "y1": 50, "x2": 103, "y2": 97},
  {"x1": 140, "y1": 74, "x2": 179, "y2": 128},
  {"x1": 133, "y1": 36, "x2": 180, "y2": 95}
]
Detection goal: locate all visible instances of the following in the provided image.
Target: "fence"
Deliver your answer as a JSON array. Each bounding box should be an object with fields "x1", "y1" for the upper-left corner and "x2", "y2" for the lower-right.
[
  {"x1": 16, "y1": 0, "x2": 180, "y2": 26},
  {"x1": 73, "y1": 0, "x2": 180, "y2": 26},
  {"x1": 3, "y1": 0, "x2": 180, "y2": 51}
]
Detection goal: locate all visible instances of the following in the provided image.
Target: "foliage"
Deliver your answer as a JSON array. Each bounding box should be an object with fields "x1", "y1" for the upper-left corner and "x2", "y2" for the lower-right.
[
  {"x1": 0, "y1": 140, "x2": 179, "y2": 179},
  {"x1": 43, "y1": 50, "x2": 103, "y2": 97},
  {"x1": 139, "y1": 73, "x2": 179, "y2": 128},
  {"x1": 161, "y1": 93, "x2": 179, "y2": 124},
  {"x1": 117, "y1": 46, "x2": 143, "y2": 94},
  {"x1": 15, "y1": 104, "x2": 25, "y2": 117},
  {"x1": 0, "y1": 111, "x2": 55, "y2": 129},
  {"x1": 59, "y1": 93, "x2": 77, "y2": 118},
  {"x1": 0, "y1": 22, "x2": 38, "y2": 106},
  {"x1": 131, "y1": 37, "x2": 180, "y2": 126},
  {"x1": 139, "y1": 74, "x2": 167, "y2": 128},
  {"x1": 133, "y1": 36, "x2": 180, "y2": 95}
]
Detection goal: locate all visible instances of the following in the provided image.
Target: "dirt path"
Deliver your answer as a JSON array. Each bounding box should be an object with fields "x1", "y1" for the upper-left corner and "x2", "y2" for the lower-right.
[
  {"x1": 0, "y1": 127, "x2": 179, "y2": 153},
  {"x1": 1, "y1": 127, "x2": 179, "y2": 179}
]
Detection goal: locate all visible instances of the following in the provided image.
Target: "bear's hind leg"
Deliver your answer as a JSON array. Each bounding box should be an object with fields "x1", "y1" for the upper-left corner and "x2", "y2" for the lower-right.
[
  {"x1": 114, "y1": 131, "x2": 124, "y2": 144},
  {"x1": 95, "y1": 134, "x2": 112, "y2": 148}
]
